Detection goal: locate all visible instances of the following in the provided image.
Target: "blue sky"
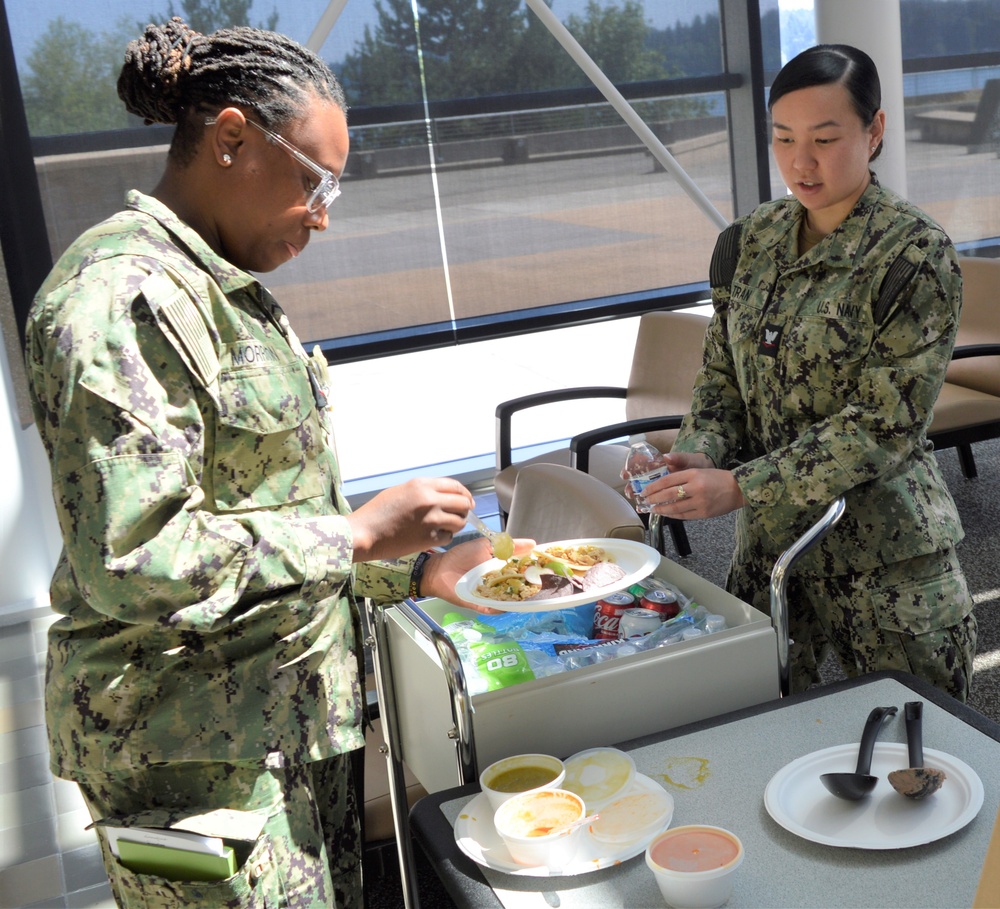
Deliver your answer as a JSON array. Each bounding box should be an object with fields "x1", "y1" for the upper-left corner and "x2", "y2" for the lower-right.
[{"x1": 8, "y1": 0, "x2": 731, "y2": 67}]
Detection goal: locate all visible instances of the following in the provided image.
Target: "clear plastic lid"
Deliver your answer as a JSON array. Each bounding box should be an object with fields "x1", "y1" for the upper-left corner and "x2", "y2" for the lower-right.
[
  {"x1": 590, "y1": 783, "x2": 673, "y2": 844},
  {"x1": 561, "y1": 747, "x2": 636, "y2": 810}
]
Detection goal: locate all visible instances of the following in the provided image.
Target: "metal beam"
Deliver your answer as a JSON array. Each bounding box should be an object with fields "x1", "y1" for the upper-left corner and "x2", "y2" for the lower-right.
[
  {"x1": 522, "y1": 0, "x2": 729, "y2": 231},
  {"x1": 720, "y1": 0, "x2": 771, "y2": 217},
  {"x1": 305, "y1": 0, "x2": 350, "y2": 53}
]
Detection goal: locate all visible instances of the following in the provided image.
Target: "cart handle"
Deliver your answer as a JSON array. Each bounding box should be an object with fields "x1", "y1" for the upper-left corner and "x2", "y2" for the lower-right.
[
  {"x1": 770, "y1": 497, "x2": 846, "y2": 698},
  {"x1": 394, "y1": 598, "x2": 479, "y2": 784}
]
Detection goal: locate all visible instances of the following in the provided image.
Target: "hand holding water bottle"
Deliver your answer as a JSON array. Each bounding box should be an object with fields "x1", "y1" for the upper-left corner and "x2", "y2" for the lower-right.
[{"x1": 622, "y1": 435, "x2": 670, "y2": 513}]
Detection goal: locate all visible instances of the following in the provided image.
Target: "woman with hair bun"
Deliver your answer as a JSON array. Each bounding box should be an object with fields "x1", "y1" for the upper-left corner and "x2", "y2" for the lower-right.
[
  {"x1": 25, "y1": 18, "x2": 520, "y2": 907},
  {"x1": 632, "y1": 44, "x2": 977, "y2": 701}
]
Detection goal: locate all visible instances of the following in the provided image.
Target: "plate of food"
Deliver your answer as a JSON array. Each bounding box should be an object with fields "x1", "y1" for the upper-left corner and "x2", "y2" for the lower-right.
[{"x1": 453, "y1": 537, "x2": 660, "y2": 612}]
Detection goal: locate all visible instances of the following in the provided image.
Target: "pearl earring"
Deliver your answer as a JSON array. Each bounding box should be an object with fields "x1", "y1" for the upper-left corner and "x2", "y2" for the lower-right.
[{"x1": 223, "y1": 154, "x2": 232, "y2": 165}]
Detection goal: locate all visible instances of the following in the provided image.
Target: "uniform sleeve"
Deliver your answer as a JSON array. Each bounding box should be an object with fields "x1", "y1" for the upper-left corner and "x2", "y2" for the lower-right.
[
  {"x1": 355, "y1": 556, "x2": 417, "y2": 605},
  {"x1": 733, "y1": 238, "x2": 961, "y2": 529},
  {"x1": 26, "y1": 271, "x2": 357, "y2": 632}
]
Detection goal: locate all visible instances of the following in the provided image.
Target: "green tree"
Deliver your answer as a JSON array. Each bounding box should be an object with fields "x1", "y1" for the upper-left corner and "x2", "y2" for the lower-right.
[
  {"x1": 648, "y1": 14, "x2": 721, "y2": 78},
  {"x1": 21, "y1": 2, "x2": 279, "y2": 137},
  {"x1": 338, "y1": 0, "x2": 680, "y2": 106},
  {"x1": 22, "y1": 17, "x2": 134, "y2": 135},
  {"x1": 337, "y1": 0, "x2": 424, "y2": 106},
  {"x1": 901, "y1": 0, "x2": 1000, "y2": 55},
  {"x1": 152, "y1": 0, "x2": 278, "y2": 34},
  {"x1": 511, "y1": 5, "x2": 581, "y2": 91},
  {"x1": 563, "y1": 0, "x2": 668, "y2": 83},
  {"x1": 338, "y1": 0, "x2": 529, "y2": 104}
]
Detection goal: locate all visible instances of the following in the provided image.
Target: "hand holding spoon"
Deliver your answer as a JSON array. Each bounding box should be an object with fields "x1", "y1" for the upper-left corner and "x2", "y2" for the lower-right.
[
  {"x1": 468, "y1": 510, "x2": 515, "y2": 561},
  {"x1": 821, "y1": 705, "x2": 898, "y2": 800},
  {"x1": 888, "y1": 700, "x2": 946, "y2": 799}
]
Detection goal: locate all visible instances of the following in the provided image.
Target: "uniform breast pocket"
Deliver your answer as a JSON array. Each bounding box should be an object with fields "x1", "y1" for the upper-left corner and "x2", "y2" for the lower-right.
[
  {"x1": 213, "y1": 360, "x2": 327, "y2": 511},
  {"x1": 783, "y1": 314, "x2": 873, "y2": 418}
]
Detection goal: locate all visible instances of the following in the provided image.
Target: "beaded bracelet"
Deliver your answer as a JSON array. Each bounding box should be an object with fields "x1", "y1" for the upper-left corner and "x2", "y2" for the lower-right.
[{"x1": 408, "y1": 551, "x2": 433, "y2": 600}]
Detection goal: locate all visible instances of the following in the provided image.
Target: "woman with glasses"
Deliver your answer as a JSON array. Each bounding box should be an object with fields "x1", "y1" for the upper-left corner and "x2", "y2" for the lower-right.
[
  {"x1": 632, "y1": 44, "x2": 976, "y2": 703},
  {"x1": 24, "y1": 18, "x2": 518, "y2": 909}
]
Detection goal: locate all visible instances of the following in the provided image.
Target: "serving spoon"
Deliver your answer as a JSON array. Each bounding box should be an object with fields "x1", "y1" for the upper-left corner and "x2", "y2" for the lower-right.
[
  {"x1": 888, "y1": 700, "x2": 946, "y2": 799},
  {"x1": 467, "y1": 510, "x2": 515, "y2": 561},
  {"x1": 820, "y1": 705, "x2": 898, "y2": 800}
]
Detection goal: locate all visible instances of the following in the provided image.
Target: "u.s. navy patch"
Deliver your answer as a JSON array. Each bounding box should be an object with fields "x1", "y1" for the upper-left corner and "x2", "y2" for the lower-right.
[{"x1": 760, "y1": 323, "x2": 782, "y2": 357}]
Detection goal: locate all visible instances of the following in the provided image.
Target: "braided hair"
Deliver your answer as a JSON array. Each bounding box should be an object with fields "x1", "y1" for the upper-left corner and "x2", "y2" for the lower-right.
[{"x1": 117, "y1": 18, "x2": 347, "y2": 164}]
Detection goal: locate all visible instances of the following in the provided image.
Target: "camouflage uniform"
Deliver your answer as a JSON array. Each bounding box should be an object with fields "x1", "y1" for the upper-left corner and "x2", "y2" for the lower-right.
[
  {"x1": 672, "y1": 176, "x2": 977, "y2": 699},
  {"x1": 25, "y1": 191, "x2": 417, "y2": 906}
]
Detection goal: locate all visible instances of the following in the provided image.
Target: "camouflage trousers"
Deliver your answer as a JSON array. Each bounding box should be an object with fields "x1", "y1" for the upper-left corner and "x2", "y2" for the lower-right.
[
  {"x1": 75, "y1": 751, "x2": 363, "y2": 909},
  {"x1": 728, "y1": 541, "x2": 977, "y2": 701}
]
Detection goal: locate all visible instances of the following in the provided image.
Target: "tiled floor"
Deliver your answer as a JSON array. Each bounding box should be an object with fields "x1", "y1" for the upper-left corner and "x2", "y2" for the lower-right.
[
  {"x1": 0, "y1": 613, "x2": 114, "y2": 909},
  {"x1": 0, "y1": 482, "x2": 498, "y2": 909}
]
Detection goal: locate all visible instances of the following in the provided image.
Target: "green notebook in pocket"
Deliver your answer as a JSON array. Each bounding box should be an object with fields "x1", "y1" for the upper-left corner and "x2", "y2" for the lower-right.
[{"x1": 118, "y1": 838, "x2": 237, "y2": 882}]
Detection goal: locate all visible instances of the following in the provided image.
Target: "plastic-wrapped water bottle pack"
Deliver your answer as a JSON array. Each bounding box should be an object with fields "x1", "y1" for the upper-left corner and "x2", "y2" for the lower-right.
[{"x1": 441, "y1": 577, "x2": 727, "y2": 694}]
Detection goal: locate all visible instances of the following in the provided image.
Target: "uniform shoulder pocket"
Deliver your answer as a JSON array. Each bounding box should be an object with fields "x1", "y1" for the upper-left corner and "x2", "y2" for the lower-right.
[{"x1": 140, "y1": 270, "x2": 221, "y2": 389}]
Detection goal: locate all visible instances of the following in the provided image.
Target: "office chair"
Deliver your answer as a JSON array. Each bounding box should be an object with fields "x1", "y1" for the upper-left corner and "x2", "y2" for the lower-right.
[
  {"x1": 929, "y1": 255, "x2": 1000, "y2": 478},
  {"x1": 504, "y1": 462, "x2": 646, "y2": 543},
  {"x1": 494, "y1": 309, "x2": 711, "y2": 557}
]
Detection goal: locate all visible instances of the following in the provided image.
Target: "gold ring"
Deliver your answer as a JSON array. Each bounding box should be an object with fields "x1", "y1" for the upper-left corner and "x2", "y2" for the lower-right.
[{"x1": 676, "y1": 485, "x2": 687, "y2": 501}]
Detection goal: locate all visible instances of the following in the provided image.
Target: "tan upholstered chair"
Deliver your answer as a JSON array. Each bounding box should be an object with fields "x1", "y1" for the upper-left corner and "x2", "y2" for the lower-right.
[
  {"x1": 504, "y1": 462, "x2": 646, "y2": 543},
  {"x1": 929, "y1": 256, "x2": 1000, "y2": 478},
  {"x1": 494, "y1": 309, "x2": 711, "y2": 556}
]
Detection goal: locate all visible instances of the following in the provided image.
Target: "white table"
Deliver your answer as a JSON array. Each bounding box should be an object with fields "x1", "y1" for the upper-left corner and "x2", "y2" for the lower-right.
[{"x1": 411, "y1": 671, "x2": 1000, "y2": 908}]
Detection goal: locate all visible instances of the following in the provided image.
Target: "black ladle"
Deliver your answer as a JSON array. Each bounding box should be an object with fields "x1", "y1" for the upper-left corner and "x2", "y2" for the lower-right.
[
  {"x1": 888, "y1": 700, "x2": 946, "y2": 799},
  {"x1": 821, "y1": 705, "x2": 898, "y2": 800}
]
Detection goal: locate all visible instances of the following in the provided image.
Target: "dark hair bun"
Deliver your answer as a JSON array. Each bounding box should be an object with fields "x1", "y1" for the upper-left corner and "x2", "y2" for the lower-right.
[{"x1": 117, "y1": 18, "x2": 202, "y2": 125}]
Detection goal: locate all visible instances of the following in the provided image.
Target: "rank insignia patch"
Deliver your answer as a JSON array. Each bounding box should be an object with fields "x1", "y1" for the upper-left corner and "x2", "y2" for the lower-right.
[{"x1": 760, "y1": 323, "x2": 782, "y2": 357}]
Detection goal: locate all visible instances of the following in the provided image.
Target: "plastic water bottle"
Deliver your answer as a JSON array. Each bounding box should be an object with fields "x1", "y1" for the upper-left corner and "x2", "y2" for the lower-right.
[{"x1": 624, "y1": 434, "x2": 669, "y2": 510}]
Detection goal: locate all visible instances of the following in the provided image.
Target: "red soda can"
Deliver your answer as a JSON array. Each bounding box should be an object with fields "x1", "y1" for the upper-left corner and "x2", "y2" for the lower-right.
[
  {"x1": 640, "y1": 588, "x2": 681, "y2": 620},
  {"x1": 592, "y1": 592, "x2": 635, "y2": 640}
]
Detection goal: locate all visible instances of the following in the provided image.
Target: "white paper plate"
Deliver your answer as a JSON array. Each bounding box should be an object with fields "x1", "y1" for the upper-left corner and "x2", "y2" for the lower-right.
[
  {"x1": 454, "y1": 773, "x2": 672, "y2": 876},
  {"x1": 453, "y1": 537, "x2": 660, "y2": 613},
  {"x1": 764, "y1": 742, "x2": 983, "y2": 849}
]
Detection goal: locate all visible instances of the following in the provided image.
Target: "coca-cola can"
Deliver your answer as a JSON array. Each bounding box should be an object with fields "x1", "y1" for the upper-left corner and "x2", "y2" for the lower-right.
[
  {"x1": 618, "y1": 608, "x2": 662, "y2": 640},
  {"x1": 640, "y1": 588, "x2": 681, "y2": 620},
  {"x1": 592, "y1": 592, "x2": 635, "y2": 640}
]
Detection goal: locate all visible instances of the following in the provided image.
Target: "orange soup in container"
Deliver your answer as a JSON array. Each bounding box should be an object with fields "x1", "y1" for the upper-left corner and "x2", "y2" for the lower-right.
[{"x1": 645, "y1": 825, "x2": 744, "y2": 909}]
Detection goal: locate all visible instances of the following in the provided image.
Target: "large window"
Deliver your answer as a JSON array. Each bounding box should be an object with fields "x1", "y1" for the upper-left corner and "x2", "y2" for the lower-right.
[
  {"x1": 4, "y1": 1, "x2": 999, "y2": 489},
  {"x1": 13, "y1": 1, "x2": 763, "y2": 359},
  {"x1": 897, "y1": 0, "x2": 1000, "y2": 253}
]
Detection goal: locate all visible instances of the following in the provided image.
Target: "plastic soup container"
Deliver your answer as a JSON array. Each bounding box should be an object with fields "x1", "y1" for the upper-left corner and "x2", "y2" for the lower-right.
[
  {"x1": 479, "y1": 753, "x2": 566, "y2": 812},
  {"x1": 493, "y1": 788, "x2": 587, "y2": 869},
  {"x1": 645, "y1": 825, "x2": 744, "y2": 908}
]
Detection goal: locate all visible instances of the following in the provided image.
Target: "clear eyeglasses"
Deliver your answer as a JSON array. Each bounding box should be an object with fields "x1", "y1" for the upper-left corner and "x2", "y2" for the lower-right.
[{"x1": 205, "y1": 116, "x2": 341, "y2": 213}]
